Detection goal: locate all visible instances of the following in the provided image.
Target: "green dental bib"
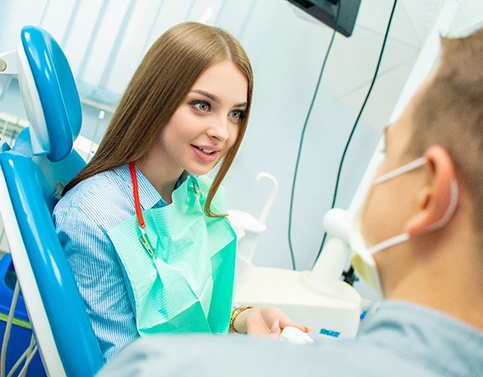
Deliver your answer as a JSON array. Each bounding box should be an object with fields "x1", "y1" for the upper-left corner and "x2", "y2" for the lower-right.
[{"x1": 108, "y1": 175, "x2": 236, "y2": 336}]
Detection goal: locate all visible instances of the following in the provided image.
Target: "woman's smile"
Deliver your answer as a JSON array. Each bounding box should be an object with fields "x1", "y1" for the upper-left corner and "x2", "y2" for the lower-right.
[{"x1": 191, "y1": 144, "x2": 221, "y2": 163}]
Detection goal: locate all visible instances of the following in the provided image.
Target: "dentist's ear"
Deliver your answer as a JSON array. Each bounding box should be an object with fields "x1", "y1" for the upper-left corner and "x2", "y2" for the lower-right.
[{"x1": 405, "y1": 145, "x2": 458, "y2": 236}]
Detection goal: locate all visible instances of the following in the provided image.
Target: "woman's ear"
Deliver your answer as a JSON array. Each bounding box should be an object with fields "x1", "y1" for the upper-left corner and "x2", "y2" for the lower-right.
[{"x1": 405, "y1": 145, "x2": 458, "y2": 236}]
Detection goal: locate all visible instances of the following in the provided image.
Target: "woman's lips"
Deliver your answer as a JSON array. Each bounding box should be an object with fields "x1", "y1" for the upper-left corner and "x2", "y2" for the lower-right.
[{"x1": 191, "y1": 144, "x2": 220, "y2": 163}]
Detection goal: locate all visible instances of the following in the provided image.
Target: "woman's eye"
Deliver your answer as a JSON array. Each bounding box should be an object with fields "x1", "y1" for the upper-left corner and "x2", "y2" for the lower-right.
[
  {"x1": 230, "y1": 110, "x2": 246, "y2": 121},
  {"x1": 190, "y1": 101, "x2": 210, "y2": 112}
]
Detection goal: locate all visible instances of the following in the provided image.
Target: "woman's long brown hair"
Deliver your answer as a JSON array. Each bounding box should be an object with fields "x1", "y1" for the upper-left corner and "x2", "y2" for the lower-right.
[{"x1": 64, "y1": 22, "x2": 253, "y2": 216}]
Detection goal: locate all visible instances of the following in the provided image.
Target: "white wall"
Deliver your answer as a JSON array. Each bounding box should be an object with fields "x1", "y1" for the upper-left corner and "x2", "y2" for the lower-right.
[{"x1": 223, "y1": 0, "x2": 446, "y2": 270}]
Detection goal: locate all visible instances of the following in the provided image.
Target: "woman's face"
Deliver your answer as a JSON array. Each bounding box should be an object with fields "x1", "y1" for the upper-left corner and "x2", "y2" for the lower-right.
[{"x1": 152, "y1": 61, "x2": 248, "y2": 178}]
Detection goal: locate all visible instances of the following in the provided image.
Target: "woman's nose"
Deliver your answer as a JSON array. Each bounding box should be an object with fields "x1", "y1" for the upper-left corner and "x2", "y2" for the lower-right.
[{"x1": 207, "y1": 115, "x2": 229, "y2": 141}]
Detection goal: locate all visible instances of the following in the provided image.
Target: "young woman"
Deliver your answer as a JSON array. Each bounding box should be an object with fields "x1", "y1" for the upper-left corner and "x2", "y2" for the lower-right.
[{"x1": 54, "y1": 22, "x2": 306, "y2": 361}]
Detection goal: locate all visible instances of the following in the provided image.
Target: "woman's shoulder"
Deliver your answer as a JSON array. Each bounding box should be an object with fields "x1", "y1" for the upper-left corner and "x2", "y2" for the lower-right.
[{"x1": 55, "y1": 166, "x2": 133, "y2": 216}]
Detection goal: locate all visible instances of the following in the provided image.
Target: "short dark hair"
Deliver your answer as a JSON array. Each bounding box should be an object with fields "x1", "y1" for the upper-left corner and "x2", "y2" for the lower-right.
[{"x1": 410, "y1": 27, "x2": 483, "y2": 241}]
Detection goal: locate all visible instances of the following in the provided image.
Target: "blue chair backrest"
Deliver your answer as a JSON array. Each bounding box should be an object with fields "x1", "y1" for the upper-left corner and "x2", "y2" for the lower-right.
[{"x1": 0, "y1": 26, "x2": 104, "y2": 376}]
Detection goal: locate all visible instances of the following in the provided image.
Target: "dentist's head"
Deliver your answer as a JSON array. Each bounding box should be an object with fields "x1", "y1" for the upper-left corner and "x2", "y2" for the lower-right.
[{"x1": 351, "y1": 28, "x2": 483, "y2": 322}]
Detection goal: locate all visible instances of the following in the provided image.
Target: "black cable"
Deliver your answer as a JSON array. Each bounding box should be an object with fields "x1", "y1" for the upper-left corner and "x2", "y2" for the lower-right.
[
  {"x1": 312, "y1": 0, "x2": 399, "y2": 271},
  {"x1": 287, "y1": 22, "x2": 338, "y2": 271}
]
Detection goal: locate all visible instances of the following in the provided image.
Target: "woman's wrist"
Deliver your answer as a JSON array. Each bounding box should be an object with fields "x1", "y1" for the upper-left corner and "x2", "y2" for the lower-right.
[{"x1": 230, "y1": 305, "x2": 254, "y2": 333}]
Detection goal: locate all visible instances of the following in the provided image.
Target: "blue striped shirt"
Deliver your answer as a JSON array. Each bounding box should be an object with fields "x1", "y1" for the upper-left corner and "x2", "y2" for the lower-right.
[{"x1": 53, "y1": 164, "x2": 188, "y2": 360}]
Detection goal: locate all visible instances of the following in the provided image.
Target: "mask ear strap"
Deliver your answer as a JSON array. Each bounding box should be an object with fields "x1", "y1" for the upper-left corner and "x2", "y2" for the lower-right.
[
  {"x1": 367, "y1": 233, "x2": 409, "y2": 255},
  {"x1": 365, "y1": 157, "x2": 430, "y2": 255},
  {"x1": 373, "y1": 157, "x2": 427, "y2": 185},
  {"x1": 427, "y1": 178, "x2": 459, "y2": 232},
  {"x1": 366, "y1": 178, "x2": 457, "y2": 254}
]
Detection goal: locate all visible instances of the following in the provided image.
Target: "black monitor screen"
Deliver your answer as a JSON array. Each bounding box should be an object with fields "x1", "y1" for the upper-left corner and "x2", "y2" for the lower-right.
[{"x1": 287, "y1": 0, "x2": 362, "y2": 37}]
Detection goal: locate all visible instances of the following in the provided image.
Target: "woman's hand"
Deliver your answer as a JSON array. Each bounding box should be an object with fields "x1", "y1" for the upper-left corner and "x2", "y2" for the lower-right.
[{"x1": 232, "y1": 305, "x2": 310, "y2": 338}]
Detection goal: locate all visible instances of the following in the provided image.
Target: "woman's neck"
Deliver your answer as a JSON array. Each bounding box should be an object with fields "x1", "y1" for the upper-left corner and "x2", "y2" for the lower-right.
[{"x1": 134, "y1": 158, "x2": 182, "y2": 204}]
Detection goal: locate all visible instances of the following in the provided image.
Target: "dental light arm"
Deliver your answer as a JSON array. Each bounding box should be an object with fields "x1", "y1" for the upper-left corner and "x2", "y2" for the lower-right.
[{"x1": 305, "y1": 208, "x2": 352, "y2": 291}]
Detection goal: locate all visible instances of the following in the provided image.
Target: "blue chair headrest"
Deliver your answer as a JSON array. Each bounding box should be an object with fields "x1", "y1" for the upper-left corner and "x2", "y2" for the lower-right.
[{"x1": 17, "y1": 26, "x2": 82, "y2": 162}]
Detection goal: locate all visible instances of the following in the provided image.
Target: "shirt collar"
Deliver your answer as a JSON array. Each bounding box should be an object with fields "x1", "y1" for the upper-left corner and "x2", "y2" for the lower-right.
[
  {"x1": 361, "y1": 300, "x2": 483, "y2": 376},
  {"x1": 117, "y1": 164, "x2": 191, "y2": 210}
]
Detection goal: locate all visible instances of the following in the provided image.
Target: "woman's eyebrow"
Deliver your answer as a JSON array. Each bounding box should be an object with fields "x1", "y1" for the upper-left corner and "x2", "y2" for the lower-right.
[
  {"x1": 191, "y1": 89, "x2": 248, "y2": 108},
  {"x1": 235, "y1": 102, "x2": 249, "y2": 108},
  {"x1": 191, "y1": 89, "x2": 219, "y2": 103}
]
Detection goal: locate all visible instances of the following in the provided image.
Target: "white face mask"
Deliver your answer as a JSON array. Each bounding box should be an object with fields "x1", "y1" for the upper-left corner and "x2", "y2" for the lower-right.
[{"x1": 350, "y1": 156, "x2": 459, "y2": 297}]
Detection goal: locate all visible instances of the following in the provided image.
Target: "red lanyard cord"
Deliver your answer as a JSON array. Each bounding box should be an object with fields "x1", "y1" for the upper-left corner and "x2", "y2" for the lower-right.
[
  {"x1": 129, "y1": 162, "x2": 156, "y2": 258},
  {"x1": 129, "y1": 161, "x2": 145, "y2": 228}
]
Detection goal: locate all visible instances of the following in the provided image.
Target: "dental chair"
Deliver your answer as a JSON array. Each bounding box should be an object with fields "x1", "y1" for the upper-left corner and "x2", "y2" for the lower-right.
[{"x1": 0, "y1": 26, "x2": 104, "y2": 376}]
